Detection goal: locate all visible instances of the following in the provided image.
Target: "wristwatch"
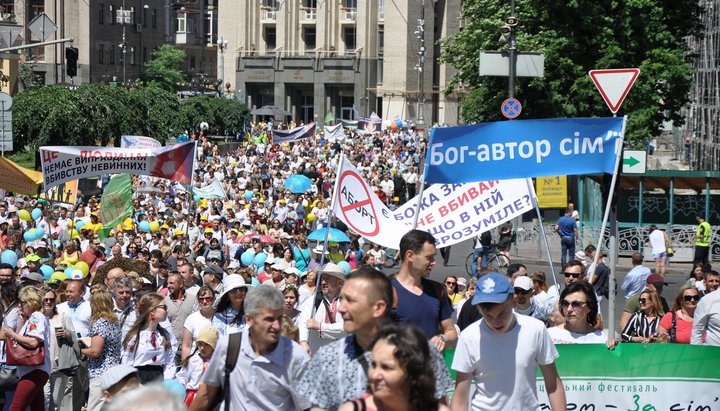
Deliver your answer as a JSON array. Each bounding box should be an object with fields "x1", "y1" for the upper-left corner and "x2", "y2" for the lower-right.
[{"x1": 437, "y1": 335, "x2": 446, "y2": 343}]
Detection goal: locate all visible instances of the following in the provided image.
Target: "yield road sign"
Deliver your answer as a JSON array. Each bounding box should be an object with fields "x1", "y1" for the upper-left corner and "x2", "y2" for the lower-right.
[
  {"x1": 622, "y1": 150, "x2": 646, "y2": 174},
  {"x1": 501, "y1": 98, "x2": 522, "y2": 119},
  {"x1": 589, "y1": 68, "x2": 640, "y2": 113}
]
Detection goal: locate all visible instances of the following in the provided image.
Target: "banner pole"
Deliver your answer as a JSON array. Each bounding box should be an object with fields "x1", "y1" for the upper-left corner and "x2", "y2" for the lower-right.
[
  {"x1": 412, "y1": 128, "x2": 432, "y2": 229},
  {"x1": 311, "y1": 152, "x2": 344, "y2": 317},
  {"x1": 525, "y1": 178, "x2": 559, "y2": 289},
  {"x1": 588, "y1": 116, "x2": 627, "y2": 284}
]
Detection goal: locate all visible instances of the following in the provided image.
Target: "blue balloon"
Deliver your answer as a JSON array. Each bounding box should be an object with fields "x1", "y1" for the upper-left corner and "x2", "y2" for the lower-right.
[
  {"x1": 162, "y1": 379, "x2": 186, "y2": 400},
  {"x1": 139, "y1": 221, "x2": 151, "y2": 233},
  {"x1": 253, "y1": 252, "x2": 267, "y2": 267},
  {"x1": 23, "y1": 230, "x2": 36, "y2": 243},
  {"x1": 34, "y1": 227, "x2": 45, "y2": 239},
  {"x1": 39, "y1": 265, "x2": 54, "y2": 280},
  {"x1": 338, "y1": 261, "x2": 351, "y2": 275},
  {"x1": 193, "y1": 195, "x2": 200, "y2": 202},
  {"x1": 241, "y1": 251, "x2": 254, "y2": 266},
  {"x1": 31, "y1": 208, "x2": 42, "y2": 220},
  {"x1": 244, "y1": 190, "x2": 253, "y2": 201},
  {"x1": 64, "y1": 267, "x2": 74, "y2": 277},
  {"x1": 1, "y1": 250, "x2": 18, "y2": 268},
  {"x1": 396, "y1": 120, "x2": 403, "y2": 128},
  {"x1": 75, "y1": 220, "x2": 86, "y2": 230}
]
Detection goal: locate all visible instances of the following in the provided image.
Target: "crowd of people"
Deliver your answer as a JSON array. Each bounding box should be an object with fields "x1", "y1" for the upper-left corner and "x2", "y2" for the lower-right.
[{"x1": 0, "y1": 122, "x2": 718, "y2": 410}]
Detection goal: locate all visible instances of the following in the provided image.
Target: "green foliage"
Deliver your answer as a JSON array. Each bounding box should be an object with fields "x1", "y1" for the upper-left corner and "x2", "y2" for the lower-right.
[
  {"x1": 440, "y1": 0, "x2": 703, "y2": 144},
  {"x1": 12, "y1": 84, "x2": 249, "y2": 150},
  {"x1": 144, "y1": 44, "x2": 187, "y2": 92}
]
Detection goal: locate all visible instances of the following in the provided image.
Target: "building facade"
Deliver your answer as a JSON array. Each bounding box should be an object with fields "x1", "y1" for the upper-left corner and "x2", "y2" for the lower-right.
[
  {"x1": 0, "y1": 0, "x2": 217, "y2": 91},
  {"x1": 681, "y1": 0, "x2": 720, "y2": 170},
  {"x1": 218, "y1": 0, "x2": 463, "y2": 125}
]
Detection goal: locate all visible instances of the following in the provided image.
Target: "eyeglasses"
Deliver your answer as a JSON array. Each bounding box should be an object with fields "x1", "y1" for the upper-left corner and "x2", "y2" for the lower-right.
[
  {"x1": 229, "y1": 287, "x2": 247, "y2": 295},
  {"x1": 44, "y1": 298, "x2": 56, "y2": 303},
  {"x1": 683, "y1": 295, "x2": 700, "y2": 302},
  {"x1": 18, "y1": 301, "x2": 27, "y2": 306},
  {"x1": 560, "y1": 300, "x2": 587, "y2": 310},
  {"x1": 514, "y1": 288, "x2": 532, "y2": 295},
  {"x1": 563, "y1": 272, "x2": 582, "y2": 279},
  {"x1": 198, "y1": 296, "x2": 214, "y2": 303},
  {"x1": 156, "y1": 304, "x2": 168, "y2": 311},
  {"x1": 445, "y1": 281, "x2": 457, "y2": 286},
  {"x1": 638, "y1": 298, "x2": 647, "y2": 304}
]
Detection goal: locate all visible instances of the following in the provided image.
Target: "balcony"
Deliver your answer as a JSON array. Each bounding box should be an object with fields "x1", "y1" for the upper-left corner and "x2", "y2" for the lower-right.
[
  {"x1": 339, "y1": 7, "x2": 356, "y2": 24},
  {"x1": 260, "y1": 7, "x2": 277, "y2": 23},
  {"x1": 299, "y1": 7, "x2": 316, "y2": 24}
]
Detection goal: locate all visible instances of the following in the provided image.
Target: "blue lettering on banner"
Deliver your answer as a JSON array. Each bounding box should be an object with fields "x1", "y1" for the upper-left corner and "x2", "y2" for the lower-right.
[{"x1": 425, "y1": 117, "x2": 625, "y2": 183}]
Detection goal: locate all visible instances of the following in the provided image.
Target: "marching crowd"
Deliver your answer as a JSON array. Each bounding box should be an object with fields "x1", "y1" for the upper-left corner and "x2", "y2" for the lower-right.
[{"x1": 0, "y1": 122, "x2": 718, "y2": 410}]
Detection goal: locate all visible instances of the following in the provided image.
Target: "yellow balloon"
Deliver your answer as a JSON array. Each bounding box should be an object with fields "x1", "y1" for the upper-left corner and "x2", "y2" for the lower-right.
[
  {"x1": 75, "y1": 261, "x2": 90, "y2": 277},
  {"x1": 122, "y1": 217, "x2": 134, "y2": 231},
  {"x1": 49, "y1": 272, "x2": 67, "y2": 283},
  {"x1": 306, "y1": 213, "x2": 317, "y2": 222},
  {"x1": 149, "y1": 221, "x2": 160, "y2": 233},
  {"x1": 18, "y1": 209, "x2": 31, "y2": 222}
]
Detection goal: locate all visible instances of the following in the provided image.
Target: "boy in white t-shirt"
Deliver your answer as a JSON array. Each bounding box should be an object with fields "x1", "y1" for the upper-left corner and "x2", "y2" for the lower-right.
[{"x1": 451, "y1": 272, "x2": 567, "y2": 411}]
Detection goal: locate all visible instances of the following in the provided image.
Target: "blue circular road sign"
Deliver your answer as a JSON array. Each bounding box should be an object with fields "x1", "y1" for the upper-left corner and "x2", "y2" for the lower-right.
[{"x1": 501, "y1": 98, "x2": 522, "y2": 119}]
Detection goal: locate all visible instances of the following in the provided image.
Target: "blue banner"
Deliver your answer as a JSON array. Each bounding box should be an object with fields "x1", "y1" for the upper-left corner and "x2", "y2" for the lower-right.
[{"x1": 425, "y1": 117, "x2": 626, "y2": 183}]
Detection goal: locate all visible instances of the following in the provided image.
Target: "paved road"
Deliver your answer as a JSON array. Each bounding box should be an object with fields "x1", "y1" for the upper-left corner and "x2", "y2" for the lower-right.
[{"x1": 387, "y1": 239, "x2": 691, "y2": 337}]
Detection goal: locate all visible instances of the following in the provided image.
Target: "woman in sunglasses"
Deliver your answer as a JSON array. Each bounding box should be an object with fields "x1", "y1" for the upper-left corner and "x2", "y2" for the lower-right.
[
  {"x1": 180, "y1": 286, "x2": 216, "y2": 364},
  {"x1": 656, "y1": 285, "x2": 699, "y2": 344},
  {"x1": 547, "y1": 281, "x2": 608, "y2": 344},
  {"x1": 621, "y1": 290, "x2": 664, "y2": 343}
]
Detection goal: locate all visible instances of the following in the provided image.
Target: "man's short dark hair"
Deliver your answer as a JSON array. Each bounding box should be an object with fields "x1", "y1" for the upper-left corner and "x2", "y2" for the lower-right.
[
  {"x1": 506, "y1": 263, "x2": 526, "y2": 277},
  {"x1": 564, "y1": 260, "x2": 586, "y2": 275},
  {"x1": 0, "y1": 263, "x2": 14, "y2": 271},
  {"x1": 399, "y1": 230, "x2": 436, "y2": 262},
  {"x1": 347, "y1": 266, "x2": 392, "y2": 317}
]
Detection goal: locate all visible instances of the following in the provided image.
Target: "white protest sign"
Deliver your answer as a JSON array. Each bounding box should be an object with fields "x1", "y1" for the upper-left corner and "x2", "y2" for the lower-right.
[
  {"x1": 335, "y1": 156, "x2": 405, "y2": 249},
  {"x1": 120, "y1": 135, "x2": 162, "y2": 148},
  {"x1": 394, "y1": 179, "x2": 533, "y2": 248}
]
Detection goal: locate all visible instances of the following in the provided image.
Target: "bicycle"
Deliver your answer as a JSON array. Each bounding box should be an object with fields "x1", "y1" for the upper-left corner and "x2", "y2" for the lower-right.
[{"x1": 465, "y1": 246, "x2": 511, "y2": 276}]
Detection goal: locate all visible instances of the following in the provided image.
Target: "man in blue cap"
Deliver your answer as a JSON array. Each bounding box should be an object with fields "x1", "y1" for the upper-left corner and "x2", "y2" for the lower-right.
[{"x1": 450, "y1": 272, "x2": 567, "y2": 411}]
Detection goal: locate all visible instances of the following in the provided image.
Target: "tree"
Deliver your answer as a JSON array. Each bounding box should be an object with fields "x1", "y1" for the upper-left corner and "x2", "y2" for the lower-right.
[
  {"x1": 440, "y1": 0, "x2": 703, "y2": 145},
  {"x1": 144, "y1": 44, "x2": 186, "y2": 92}
]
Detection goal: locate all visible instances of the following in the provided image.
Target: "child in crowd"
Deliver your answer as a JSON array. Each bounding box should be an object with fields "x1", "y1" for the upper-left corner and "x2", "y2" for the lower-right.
[{"x1": 177, "y1": 326, "x2": 219, "y2": 407}]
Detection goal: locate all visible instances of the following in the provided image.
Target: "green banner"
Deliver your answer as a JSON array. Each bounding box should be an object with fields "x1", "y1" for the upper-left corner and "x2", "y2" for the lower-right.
[
  {"x1": 324, "y1": 111, "x2": 335, "y2": 125},
  {"x1": 97, "y1": 174, "x2": 134, "y2": 240},
  {"x1": 536, "y1": 344, "x2": 720, "y2": 410}
]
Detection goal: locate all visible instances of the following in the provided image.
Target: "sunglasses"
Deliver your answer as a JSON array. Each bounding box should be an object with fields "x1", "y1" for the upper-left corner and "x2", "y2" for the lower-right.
[
  {"x1": 445, "y1": 281, "x2": 457, "y2": 286},
  {"x1": 560, "y1": 300, "x2": 587, "y2": 310},
  {"x1": 44, "y1": 298, "x2": 56, "y2": 303},
  {"x1": 638, "y1": 298, "x2": 647, "y2": 304},
  {"x1": 683, "y1": 295, "x2": 700, "y2": 302},
  {"x1": 198, "y1": 296, "x2": 214, "y2": 303},
  {"x1": 563, "y1": 272, "x2": 582, "y2": 279},
  {"x1": 229, "y1": 287, "x2": 247, "y2": 295},
  {"x1": 514, "y1": 288, "x2": 532, "y2": 295}
]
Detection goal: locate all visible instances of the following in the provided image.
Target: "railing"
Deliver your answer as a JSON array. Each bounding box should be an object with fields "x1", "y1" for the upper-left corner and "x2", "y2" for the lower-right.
[
  {"x1": 300, "y1": 8, "x2": 316, "y2": 22},
  {"x1": 514, "y1": 222, "x2": 719, "y2": 263},
  {"x1": 340, "y1": 7, "x2": 356, "y2": 22},
  {"x1": 260, "y1": 7, "x2": 277, "y2": 22}
]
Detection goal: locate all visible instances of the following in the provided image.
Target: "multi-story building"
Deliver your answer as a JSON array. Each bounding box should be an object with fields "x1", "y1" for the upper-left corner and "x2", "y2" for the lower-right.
[
  {"x1": 218, "y1": 0, "x2": 463, "y2": 125},
  {"x1": 681, "y1": 1, "x2": 720, "y2": 170},
  {"x1": 0, "y1": 0, "x2": 217, "y2": 91}
]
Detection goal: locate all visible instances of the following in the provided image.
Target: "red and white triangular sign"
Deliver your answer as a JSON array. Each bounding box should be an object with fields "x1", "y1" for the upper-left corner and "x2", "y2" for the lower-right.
[{"x1": 589, "y1": 68, "x2": 640, "y2": 113}]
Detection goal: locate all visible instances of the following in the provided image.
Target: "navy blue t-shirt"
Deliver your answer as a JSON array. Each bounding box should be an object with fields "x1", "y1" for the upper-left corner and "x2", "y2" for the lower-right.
[
  {"x1": 557, "y1": 215, "x2": 576, "y2": 237},
  {"x1": 391, "y1": 277, "x2": 452, "y2": 338}
]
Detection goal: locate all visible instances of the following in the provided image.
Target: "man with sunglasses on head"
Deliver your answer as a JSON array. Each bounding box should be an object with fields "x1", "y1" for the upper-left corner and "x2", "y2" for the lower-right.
[{"x1": 513, "y1": 276, "x2": 553, "y2": 325}]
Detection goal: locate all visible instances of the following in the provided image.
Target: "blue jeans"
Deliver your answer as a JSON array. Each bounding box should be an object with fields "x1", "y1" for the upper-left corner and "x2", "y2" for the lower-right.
[
  {"x1": 560, "y1": 236, "x2": 575, "y2": 270},
  {"x1": 472, "y1": 247, "x2": 490, "y2": 277}
]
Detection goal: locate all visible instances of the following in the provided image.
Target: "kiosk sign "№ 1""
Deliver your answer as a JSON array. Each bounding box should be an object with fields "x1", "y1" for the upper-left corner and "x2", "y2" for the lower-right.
[{"x1": 589, "y1": 68, "x2": 640, "y2": 113}]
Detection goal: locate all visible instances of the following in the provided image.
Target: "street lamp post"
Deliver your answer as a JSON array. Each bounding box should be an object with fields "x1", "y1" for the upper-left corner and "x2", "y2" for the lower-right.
[
  {"x1": 415, "y1": 0, "x2": 426, "y2": 126},
  {"x1": 217, "y1": 37, "x2": 228, "y2": 94}
]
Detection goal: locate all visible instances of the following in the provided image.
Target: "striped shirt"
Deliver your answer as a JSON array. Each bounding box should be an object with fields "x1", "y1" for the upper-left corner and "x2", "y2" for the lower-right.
[{"x1": 621, "y1": 311, "x2": 660, "y2": 342}]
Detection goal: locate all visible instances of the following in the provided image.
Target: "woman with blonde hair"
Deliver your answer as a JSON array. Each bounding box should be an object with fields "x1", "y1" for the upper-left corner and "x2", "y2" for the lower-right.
[
  {"x1": 54, "y1": 240, "x2": 79, "y2": 267},
  {"x1": 621, "y1": 289, "x2": 664, "y2": 343},
  {"x1": 81, "y1": 290, "x2": 121, "y2": 411},
  {"x1": 121, "y1": 293, "x2": 175, "y2": 384},
  {"x1": 0, "y1": 286, "x2": 51, "y2": 411}
]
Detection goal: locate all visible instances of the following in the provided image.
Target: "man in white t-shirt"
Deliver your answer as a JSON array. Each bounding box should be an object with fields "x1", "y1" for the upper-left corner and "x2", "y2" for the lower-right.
[{"x1": 451, "y1": 272, "x2": 566, "y2": 411}]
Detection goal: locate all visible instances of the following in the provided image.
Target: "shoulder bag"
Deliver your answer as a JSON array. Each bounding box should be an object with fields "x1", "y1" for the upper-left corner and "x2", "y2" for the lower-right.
[
  {"x1": 6, "y1": 336, "x2": 44, "y2": 366},
  {"x1": 670, "y1": 311, "x2": 677, "y2": 343}
]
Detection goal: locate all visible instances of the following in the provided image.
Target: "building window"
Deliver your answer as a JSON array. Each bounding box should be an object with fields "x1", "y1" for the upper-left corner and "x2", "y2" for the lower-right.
[
  {"x1": 176, "y1": 12, "x2": 195, "y2": 34},
  {"x1": 98, "y1": 44, "x2": 104, "y2": 64},
  {"x1": 130, "y1": 47, "x2": 136, "y2": 65},
  {"x1": 377, "y1": 58, "x2": 383, "y2": 85},
  {"x1": 302, "y1": 0, "x2": 317, "y2": 7},
  {"x1": 342, "y1": 0, "x2": 357, "y2": 8},
  {"x1": 264, "y1": 26, "x2": 276, "y2": 50},
  {"x1": 343, "y1": 27, "x2": 356, "y2": 51},
  {"x1": 109, "y1": 5, "x2": 115, "y2": 25},
  {"x1": 204, "y1": 10, "x2": 216, "y2": 43},
  {"x1": 1, "y1": 1, "x2": 14, "y2": 15},
  {"x1": 152, "y1": 9, "x2": 157, "y2": 28},
  {"x1": 378, "y1": 25, "x2": 384, "y2": 55},
  {"x1": 262, "y1": 0, "x2": 278, "y2": 8},
  {"x1": 303, "y1": 27, "x2": 316, "y2": 51},
  {"x1": 143, "y1": 7, "x2": 147, "y2": 27},
  {"x1": 109, "y1": 45, "x2": 115, "y2": 65},
  {"x1": 99, "y1": 4, "x2": 104, "y2": 24}
]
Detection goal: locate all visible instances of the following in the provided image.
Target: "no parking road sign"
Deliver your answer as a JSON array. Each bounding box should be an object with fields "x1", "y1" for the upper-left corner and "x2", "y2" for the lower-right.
[
  {"x1": 334, "y1": 156, "x2": 406, "y2": 249},
  {"x1": 501, "y1": 98, "x2": 522, "y2": 119}
]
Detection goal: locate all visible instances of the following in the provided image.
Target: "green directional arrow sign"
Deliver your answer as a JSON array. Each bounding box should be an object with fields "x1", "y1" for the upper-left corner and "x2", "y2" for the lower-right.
[{"x1": 623, "y1": 156, "x2": 640, "y2": 167}]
